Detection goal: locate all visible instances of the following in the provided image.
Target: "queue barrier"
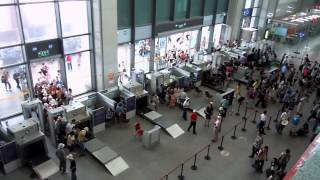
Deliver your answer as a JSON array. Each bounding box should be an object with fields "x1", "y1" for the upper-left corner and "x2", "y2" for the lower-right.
[{"x1": 159, "y1": 105, "x2": 278, "y2": 180}]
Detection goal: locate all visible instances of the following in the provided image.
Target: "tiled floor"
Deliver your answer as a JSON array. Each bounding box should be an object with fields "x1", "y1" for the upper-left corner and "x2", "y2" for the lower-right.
[{"x1": 1, "y1": 37, "x2": 320, "y2": 180}]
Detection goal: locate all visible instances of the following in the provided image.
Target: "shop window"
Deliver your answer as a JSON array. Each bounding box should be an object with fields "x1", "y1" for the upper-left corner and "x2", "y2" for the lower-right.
[
  {"x1": 20, "y1": 3, "x2": 58, "y2": 42},
  {"x1": 0, "y1": 6, "x2": 21, "y2": 47},
  {"x1": 63, "y1": 35, "x2": 90, "y2": 54},
  {"x1": 200, "y1": 26, "x2": 210, "y2": 51},
  {"x1": 65, "y1": 51, "x2": 92, "y2": 95},
  {"x1": 59, "y1": 1, "x2": 89, "y2": 37},
  {"x1": 0, "y1": 65, "x2": 29, "y2": 119},
  {"x1": 118, "y1": 44, "x2": 131, "y2": 78},
  {"x1": 0, "y1": 46, "x2": 23, "y2": 67},
  {"x1": 134, "y1": 39, "x2": 151, "y2": 72},
  {"x1": 175, "y1": 0, "x2": 188, "y2": 20}
]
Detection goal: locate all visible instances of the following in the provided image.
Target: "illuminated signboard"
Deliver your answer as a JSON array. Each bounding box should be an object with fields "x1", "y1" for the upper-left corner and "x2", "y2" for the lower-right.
[{"x1": 25, "y1": 39, "x2": 62, "y2": 60}]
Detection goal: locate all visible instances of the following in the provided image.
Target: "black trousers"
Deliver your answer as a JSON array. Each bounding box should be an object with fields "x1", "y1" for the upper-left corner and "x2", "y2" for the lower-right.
[
  {"x1": 250, "y1": 146, "x2": 259, "y2": 157},
  {"x1": 188, "y1": 121, "x2": 196, "y2": 134},
  {"x1": 59, "y1": 160, "x2": 66, "y2": 172}
]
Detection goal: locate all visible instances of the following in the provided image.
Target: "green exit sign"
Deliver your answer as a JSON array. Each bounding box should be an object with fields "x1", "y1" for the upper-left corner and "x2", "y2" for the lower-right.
[{"x1": 38, "y1": 50, "x2": 50, "y2": 58}]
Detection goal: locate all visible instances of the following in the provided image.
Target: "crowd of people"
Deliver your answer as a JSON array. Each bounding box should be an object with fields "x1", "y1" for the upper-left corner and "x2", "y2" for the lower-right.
[{"x1": 150, "y1": 42, "x2": 320, "y2": 179}]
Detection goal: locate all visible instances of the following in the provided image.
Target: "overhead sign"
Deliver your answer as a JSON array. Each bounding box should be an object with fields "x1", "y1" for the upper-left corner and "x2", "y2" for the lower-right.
[
  {"x1": 25, "y1": 39, "x2": 62, "y2": 60},
  {"x1": 242, "y1": 8, "x2": 253, "y2": 17},
  {"x1": 155, "y1": 17, "x2": 203, "y2": 35}
]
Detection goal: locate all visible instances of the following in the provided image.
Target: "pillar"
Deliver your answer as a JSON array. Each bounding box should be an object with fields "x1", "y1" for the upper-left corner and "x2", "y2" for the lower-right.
[{"x1": 92, "y1": 0, "x2": 118, "y2": 91}]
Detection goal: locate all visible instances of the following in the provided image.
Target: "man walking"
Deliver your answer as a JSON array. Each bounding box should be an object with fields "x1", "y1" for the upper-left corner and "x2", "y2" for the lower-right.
[
  {"x1": 278, "y1": 149, "x2": 291, "y2": 172},
  {"x1": 249, "y1": 131, "x2": 263, "y2": 158},
  {"x1": 252, "y1": 146, "x2": 268, "y2": 173},
  {"x1": 212, "y1": 115, "x2": 222, "y2": 142},
  {"x1": 55, "y1": 143, "x2": 67, "y2": 174},
  {"x1": 204, "y1": 102, "x2": 214, "y2": 127},
  {"x1": 187, "y1": 110, "x2": 198, "y2": 135},
  {"x1": 258, "y1": 111, "x2": 267, "y2": 135},
  {"x1": 182, "y1": 98, "x2": 190, "y2": 121}
]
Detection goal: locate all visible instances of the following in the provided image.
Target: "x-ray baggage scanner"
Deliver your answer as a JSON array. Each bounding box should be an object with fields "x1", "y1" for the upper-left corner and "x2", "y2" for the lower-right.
[
  {"x1": 99, "y1": 86, "x2": 136, "y2": 121},
  {"x1": 178, "y1": 64, "x2": 203, "y2": 87},
  {"x1": 83, "y1": 93, "x2": 107, "y2": 134},
  {"x1": 21, "y1": 99, "x2": 45, "y2": 133},
  {"x1": 84, "y1": 138, "x2": 129, "y2": 176}
]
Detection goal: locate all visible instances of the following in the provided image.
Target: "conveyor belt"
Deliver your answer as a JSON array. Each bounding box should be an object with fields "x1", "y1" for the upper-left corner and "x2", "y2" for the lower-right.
[{"x1": 84, "y1": 139, "x2": 129, "y2": 176}]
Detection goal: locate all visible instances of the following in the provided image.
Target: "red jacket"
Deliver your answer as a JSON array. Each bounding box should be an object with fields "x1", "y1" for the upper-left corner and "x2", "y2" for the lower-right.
[{"x1": 190, "y1": 112, "x2": 198, "y2": 122}]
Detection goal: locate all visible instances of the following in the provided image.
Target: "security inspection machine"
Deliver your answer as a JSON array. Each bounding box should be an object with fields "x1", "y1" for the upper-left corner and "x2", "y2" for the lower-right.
[
  {"x1": 21, "y1": 99, "x2": 45, "y2": 133},
  {"x1": 99, "y1": 86, "x2": 136, "y2": 122},
  {"x1": 1, "y1": 117, "x2": 58, "y2": 179},
  {"x1": 177, "y1": 64, "x2": 203, "y2": 87}
]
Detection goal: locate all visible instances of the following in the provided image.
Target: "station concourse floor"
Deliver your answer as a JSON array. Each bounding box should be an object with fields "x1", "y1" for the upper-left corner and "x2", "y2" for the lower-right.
[
  {"x1": 2, "y1": 37, "x2": 320, "y2": 180},
  {"x1": 1, "y1": 84, "x2": 315, "y2": 180}
]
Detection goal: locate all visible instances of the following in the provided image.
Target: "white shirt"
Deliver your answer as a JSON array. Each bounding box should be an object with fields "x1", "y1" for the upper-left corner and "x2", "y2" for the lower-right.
[
  {"x1": 280, "y1": 112, "x2": 288, "y2": 121},
  {"x1": 183, "y1": 100, "x2": 190, "y2": 108},
  {"x1": 260, "y1": 113, "x2": 267, "y2": 122}
]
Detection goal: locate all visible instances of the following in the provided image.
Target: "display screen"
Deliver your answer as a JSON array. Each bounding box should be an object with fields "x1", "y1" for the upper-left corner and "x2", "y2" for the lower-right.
[{"x1": 25, "y1": 39, "x2": 62, "y2": 60}]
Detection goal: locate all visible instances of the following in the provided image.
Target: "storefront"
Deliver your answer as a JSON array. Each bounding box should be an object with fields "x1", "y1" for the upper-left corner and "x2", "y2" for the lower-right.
[
  {"x1": 0, "y1": 0, "x2": 94, "y2": 119},
  {"x1": 118, "y1": 43, "x2": 132, "y2": 82},
  {"x1": 153, "y1": 18, "x2": 204, "y2": 71},
  {"x1": 200, "y1": 26, "x2": 211, "y2": 51},
  {"x1": 134, "y1": 39, "x2": 151, "y2": 73},
  {"x1": 213, "y1": 23, "x2": 232, "y2": 48}
]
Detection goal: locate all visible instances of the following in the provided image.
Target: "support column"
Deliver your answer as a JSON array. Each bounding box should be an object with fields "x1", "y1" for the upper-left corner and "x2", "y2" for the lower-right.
[
  {"x1": 226, "y1": 0, "x2": 245, "y2": 42},
  {"x1": 92, "y1": 0, "x2": 118, "y2": 90}
]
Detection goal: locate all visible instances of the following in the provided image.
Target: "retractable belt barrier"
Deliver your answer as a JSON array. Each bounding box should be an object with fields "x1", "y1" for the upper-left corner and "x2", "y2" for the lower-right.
[{"x1": 159, "y1": 105, "x2": 277, "y2": 180}]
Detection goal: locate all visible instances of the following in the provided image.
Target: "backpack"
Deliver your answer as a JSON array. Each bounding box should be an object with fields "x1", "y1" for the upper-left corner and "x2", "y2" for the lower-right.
[{"x1": 1, "y1": 76, "x2": 5, "y2": 83}]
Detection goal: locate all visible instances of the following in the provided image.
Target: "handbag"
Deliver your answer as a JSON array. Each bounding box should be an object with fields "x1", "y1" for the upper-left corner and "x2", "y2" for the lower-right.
[{"x1": 1, "y1": 76, "x2": 6, "y2": 83}]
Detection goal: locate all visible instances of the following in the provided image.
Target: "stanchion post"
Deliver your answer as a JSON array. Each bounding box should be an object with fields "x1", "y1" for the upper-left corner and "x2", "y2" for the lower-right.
[
  {"x1": 178, "y1": 163, "x2": 185, "y2": 180},
  {"x1": 219, "y1": 120, "x2": 223, "y2": 132},
  {"x1": 218, "y1": 135, "x2": 225, "y2": 151},
  {"x1": 235, "y1": 103, "x2": 241, "y2": 116},
  {"x1": 191, "y1": 154, "x2": 198, "y2": 170},
  {"x1": 242, "y1": 113, "x2": 248, "y2": 132},
  {"x1": 165, "y1": 174, "x2": 168, "y2": 180},
  {"x1": 242, "y1": 106, "x2": 248, "y2": 120},
  {"x1": 251, "y1": 110, "x2": 258, "y2": 124},
  {"x1": 231, "y1": 125, "x2": 238, "y2": 139},
  {"x1": 205, "y1": 144, "x2": 211, "y2": 160},
  {"x1": 274, "y1": 110, "x2": 280, "y2": 122},
  {"x1": 266, "y1": 116, "x2": 272, "y2": 130}
]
